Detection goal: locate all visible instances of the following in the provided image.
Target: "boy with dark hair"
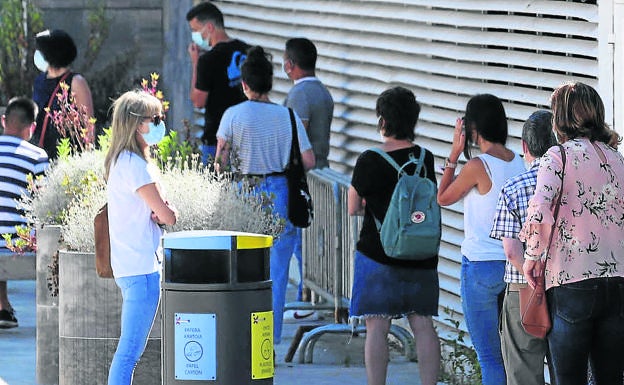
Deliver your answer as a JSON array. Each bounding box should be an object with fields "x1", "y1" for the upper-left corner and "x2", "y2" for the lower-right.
[{"x1": 0, "y1": 97, "x2": 49, "y2": 328}]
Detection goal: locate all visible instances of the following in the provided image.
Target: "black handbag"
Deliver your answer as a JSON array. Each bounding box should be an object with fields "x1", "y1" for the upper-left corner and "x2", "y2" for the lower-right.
[{"x1": 285, "y1": 108, "x2": 313, "y2": 228}]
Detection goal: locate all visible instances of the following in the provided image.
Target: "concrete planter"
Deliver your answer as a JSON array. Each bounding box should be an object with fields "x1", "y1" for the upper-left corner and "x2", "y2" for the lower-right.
[
  {"x1": 58, "y1": 250, "x2": 161, "y2": 385},
  {"x1": 36, "y1": 224, "x2": 62, "y2": 385}
]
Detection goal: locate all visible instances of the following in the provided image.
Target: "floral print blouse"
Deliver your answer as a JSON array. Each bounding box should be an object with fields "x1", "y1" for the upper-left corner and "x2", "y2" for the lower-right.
[{"x1": 519, "y1": 138, "x2": 624, "y2": 290}]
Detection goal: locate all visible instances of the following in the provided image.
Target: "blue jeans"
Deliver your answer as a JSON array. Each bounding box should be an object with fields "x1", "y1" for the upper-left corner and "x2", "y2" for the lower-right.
[
  {"x1": 108, "y1": 272, "x2": 160, "y2": 385},
  {"x1": 461, "y1": 256, "x2": 506, "y2": 385},
  {"x1": 546, "y1": 277, "x2": 624, "y2": 385},
  {"x1": 200, "y1": 144, "x2": 216, "y2": 165},
  {"x1": 253, "y1": 175, "x2": 296, "y2": 345}
]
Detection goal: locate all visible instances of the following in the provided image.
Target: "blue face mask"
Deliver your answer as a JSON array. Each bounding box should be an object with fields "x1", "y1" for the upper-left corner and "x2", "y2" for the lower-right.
[
  {"x1": 191, "y1": 31, "x2": 211, "y2": 51},
  {"x1": 142, "y1": 121, "x2": 166, "y2": 146}
]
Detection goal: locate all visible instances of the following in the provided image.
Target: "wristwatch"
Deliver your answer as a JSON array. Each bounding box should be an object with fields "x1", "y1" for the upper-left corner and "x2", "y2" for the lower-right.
[{"x1": 444, "y1": 158, "x2": 457, "y2": 169}]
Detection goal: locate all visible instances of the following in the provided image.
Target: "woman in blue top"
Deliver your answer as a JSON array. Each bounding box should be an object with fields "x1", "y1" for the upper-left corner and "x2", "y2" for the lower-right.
[
  {"x1": 31, "y1": 29, "x2": 93, "y2": 159},
  {"x1": 437, "y1": 94, "x2": 525, "y2": 385}
]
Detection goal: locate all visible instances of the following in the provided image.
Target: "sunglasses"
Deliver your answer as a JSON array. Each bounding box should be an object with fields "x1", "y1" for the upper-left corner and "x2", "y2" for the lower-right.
[{"x1": 129, "y1": 111, "x2": 165, "y2": 125}]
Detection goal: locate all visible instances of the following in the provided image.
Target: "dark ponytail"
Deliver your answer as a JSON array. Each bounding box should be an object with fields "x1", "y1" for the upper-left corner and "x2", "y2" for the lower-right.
[{"x1": 241, "y1": 46, "x2": 273, "y2": 94}]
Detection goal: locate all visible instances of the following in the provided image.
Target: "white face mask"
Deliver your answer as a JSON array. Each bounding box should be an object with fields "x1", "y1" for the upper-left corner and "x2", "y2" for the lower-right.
[
  {"x1": 141, "y1": 121, "x2": 166, "y2": 146},
  {"x1": 33, "y1": 50, "x2": 48, "y2": 73},
  {"x1": 191, "y1": 30, "x2": 211, "y2": 51}
]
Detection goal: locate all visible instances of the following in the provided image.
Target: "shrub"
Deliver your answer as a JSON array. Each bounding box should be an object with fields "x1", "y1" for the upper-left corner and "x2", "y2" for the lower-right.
[
  {"x1": 161, "y1": 160, "x2": 284, "y2": 238},
  {"x1": 0, "y1": 0, "x2": 43, "y2": 104},
  {"x1": 21, "y1": 149, "x2": 106, "y2": 226}
]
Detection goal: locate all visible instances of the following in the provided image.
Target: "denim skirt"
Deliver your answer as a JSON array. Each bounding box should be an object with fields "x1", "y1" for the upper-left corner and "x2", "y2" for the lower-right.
[{"x1": 349, "y1": 250, "x2": 439, "y2": 319}]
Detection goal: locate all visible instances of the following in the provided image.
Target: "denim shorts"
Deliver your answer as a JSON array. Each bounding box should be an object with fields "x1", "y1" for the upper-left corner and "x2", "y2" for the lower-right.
[{"x1": 350, "y1": 250, "x2": 439, "y2": 319}]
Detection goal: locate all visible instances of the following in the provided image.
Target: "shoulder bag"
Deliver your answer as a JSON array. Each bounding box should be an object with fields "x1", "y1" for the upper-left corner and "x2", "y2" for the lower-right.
[
  {"x1": 519, "y1": 144, "x2": 566, "y2": 339},
  {"x1": 285, "y1": 108, "x2": 314, "y2": 228},
  {"x1": 93, "y1": 203, "x2": 113, "y2": 278}
]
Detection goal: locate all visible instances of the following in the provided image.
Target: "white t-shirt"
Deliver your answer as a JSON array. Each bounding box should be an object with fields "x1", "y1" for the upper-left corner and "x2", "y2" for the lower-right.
[
  {"x1": 107, "y1": 150, "x2": 162, "y2": 277},
  {"x1": 217, "y1": 100, "x2": 312, "y2": 175}
]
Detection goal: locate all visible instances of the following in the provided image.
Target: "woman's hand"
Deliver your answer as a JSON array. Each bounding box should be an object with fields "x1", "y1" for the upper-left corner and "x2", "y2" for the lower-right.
[
  {"x1": 523, "y1": 258, "x2": 544, "y2": 289},
  {"x1": 151, "y1": 201, "x2": 177, "y2": 226},
  {"x1": 449, "y1": 117, "x2": 466, "y2": 162},
  {"x1": 137, "y1": 184, "x2": 177, "y2": 226}
]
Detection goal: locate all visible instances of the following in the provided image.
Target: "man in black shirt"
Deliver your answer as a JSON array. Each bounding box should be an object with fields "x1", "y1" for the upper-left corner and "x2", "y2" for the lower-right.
[{"x1": 187, "y1": 2, "x2": 249, "y2": 164}]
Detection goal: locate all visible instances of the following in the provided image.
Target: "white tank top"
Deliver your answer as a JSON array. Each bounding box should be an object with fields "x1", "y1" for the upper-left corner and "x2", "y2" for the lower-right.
[{"x1": 461, "y1": 152, "x2": 526, "y2": 261}]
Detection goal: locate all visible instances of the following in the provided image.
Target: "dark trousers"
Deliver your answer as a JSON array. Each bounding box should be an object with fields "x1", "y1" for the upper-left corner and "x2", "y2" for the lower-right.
[{"x1": 546, "y1": 277, "x2": 624, "y2": 385}]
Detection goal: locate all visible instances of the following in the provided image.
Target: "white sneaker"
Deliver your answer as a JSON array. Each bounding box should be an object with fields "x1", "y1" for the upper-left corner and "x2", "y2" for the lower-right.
[{"x1": 283, "y1": 310, "x2": 322, "y2": 323}]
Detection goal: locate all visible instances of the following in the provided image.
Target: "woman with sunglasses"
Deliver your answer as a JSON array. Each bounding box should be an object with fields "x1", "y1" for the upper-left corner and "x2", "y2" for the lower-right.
[
  {"x1": 214, "y1": 46, "x2": 315, "y2": 356},
  {"x1": 104, "y1": 90, "x2": 176, "y2": 384}
]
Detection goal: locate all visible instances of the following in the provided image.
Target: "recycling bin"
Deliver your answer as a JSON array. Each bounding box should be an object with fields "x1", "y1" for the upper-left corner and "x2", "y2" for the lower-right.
[{"x1": 161, "y1": 230, "x2": 273, "y2": 384}]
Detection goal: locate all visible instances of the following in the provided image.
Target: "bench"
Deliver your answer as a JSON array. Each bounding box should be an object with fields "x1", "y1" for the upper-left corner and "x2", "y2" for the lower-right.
[{"x1": 0, "y1": 251, "x2": 36, "y2": 280}]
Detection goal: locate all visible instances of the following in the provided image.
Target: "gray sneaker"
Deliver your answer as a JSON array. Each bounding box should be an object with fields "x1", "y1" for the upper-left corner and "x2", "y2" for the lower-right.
[{"x1": 0, "y1": 309, "x2": 18, "y2": 329}]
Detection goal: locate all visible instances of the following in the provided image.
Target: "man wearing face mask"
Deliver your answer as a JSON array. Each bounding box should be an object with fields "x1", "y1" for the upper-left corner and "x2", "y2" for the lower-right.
[
  {"x1": 282, "y1": 38, "x2": 333, "y2": 305},
  {"x1": 283, "y1": 38, "x2": 333, "y2": 169},
  {"x1": 186, "y1": 2, "x2": 250, "y2": 165}
]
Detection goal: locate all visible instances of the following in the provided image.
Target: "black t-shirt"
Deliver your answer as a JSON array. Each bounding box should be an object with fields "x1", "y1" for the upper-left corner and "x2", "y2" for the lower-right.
[
  {"x1": 31, "y1": 71, "x2": 76, "y2": 159},
  {"x1": 196, "y1": 39, "x2": 250, "y2": 145},
  {"x1": 351, "y1": 145, "x2": 438, "y2": 268}
]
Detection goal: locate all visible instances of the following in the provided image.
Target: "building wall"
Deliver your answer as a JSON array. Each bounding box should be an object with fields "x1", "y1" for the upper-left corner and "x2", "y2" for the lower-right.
[{"x1": 210, "y1": 0, "x2": 607, "y2": 340}]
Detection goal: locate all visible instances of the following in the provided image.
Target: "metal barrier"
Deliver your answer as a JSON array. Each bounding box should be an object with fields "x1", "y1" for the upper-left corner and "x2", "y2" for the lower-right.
[
  {"x1": 301, "y1": 168, "x2": 352, "y2": 309},
  {"x1": 286, "y1": 168, "x2": 416, "y2": 364}
]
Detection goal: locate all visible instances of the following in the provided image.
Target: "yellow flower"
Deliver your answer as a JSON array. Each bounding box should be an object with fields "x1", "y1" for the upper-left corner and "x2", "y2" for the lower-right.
[
  {"x1": 155, "y1": 90, "x2": 164, "y2": 100},
  {"x1": 151, "y1": 72, "x2": 159, "y2": 81},
  {"x1": 141, "y1": 78, "x2": 148, "y2": 89}
]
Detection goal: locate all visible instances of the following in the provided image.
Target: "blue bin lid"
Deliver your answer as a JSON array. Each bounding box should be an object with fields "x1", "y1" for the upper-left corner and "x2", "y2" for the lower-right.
[{"x1": 162, "y1": 230, "x2": 272, "y2": 250}]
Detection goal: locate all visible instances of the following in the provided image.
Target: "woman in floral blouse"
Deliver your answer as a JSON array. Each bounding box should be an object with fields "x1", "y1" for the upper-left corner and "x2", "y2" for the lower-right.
[{"x1": 520, "y1": 82, "x2": 624, "y2": 385}]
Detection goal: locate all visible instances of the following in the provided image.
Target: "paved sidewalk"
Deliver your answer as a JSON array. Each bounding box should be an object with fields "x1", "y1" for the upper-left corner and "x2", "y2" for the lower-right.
[{"x1": 0, "y1": 280, "x2": 435, "y2": 385}]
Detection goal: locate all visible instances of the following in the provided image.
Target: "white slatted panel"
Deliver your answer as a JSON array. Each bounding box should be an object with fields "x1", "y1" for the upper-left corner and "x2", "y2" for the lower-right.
[{"x1": 213, "y1": 0, "x2": 600, "y2": 341}]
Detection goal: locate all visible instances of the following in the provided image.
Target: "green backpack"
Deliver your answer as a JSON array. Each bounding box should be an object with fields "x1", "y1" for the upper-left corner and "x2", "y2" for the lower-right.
[{"x1": 370, "y1": 148, "x2": 441, "y2": 260}]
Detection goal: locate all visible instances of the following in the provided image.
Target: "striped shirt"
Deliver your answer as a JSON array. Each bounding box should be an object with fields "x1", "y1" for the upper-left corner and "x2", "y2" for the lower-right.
[
  {"x1": 217, "y1": 100, "x2": 312, "y2": 175},
  {"x1": 490, "y1": 159, "x2": 539, "y2": 284},
  {"x1": 0, "y1": 136, "x2": 49, "y2": 248}
]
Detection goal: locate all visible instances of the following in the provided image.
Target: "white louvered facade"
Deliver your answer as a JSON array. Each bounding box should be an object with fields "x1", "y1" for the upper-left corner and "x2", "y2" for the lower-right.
[{"x1": 210, "y1": 0, "x2": 616, "y2": 341}]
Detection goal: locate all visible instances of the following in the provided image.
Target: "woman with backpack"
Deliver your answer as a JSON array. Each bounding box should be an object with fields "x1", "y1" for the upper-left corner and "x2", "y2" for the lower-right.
[
  {"x1": 437, "y1": 94, "x2": 525, "y2": 385},
  {"x1": 348, "y1": 86, "x2": 440, "y2": 385}
]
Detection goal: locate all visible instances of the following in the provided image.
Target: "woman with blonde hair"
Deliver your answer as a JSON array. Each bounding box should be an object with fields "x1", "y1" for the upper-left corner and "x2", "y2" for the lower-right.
[
  {"x1": 520, "y1": 82, "x2": 624, "y2": 385},
  {"x1": 105, "y1": 90, "x2": 177, "y2": 384}
]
